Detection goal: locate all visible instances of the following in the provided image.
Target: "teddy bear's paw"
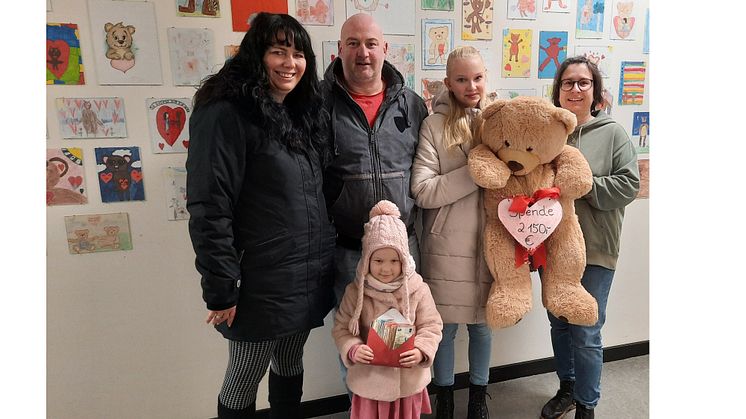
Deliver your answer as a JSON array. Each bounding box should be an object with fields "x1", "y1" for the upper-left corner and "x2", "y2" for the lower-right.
[
  {"x1": 485, "y1": 291, "x2": 531, "y2": 329},
  {"x1": 545, "y1": 285, "x2": 599, "y2": 326}
]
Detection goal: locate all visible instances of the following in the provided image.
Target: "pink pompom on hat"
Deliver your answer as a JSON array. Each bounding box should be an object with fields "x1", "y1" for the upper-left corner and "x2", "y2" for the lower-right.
[{"x1": 348, "y1": 200, "x2": 416, "y2": 336}]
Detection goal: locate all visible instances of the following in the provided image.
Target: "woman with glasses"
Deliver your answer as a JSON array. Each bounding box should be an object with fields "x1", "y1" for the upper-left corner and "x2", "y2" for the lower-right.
[{"x1": 540, "y1": 56, "x2": 640, "y2": 419}]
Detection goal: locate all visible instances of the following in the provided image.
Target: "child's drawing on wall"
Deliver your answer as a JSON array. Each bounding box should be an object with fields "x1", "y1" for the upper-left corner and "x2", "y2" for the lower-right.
[
  {"x1": 423, "y1": 19, "x2": 453, "y2": 69},
  {"x1": 543, "y1": 0, "x2": 569, "y2": 13},
  {"x1": 296, "y1": 0, "x2": 333, "y2": 25},
  {"x1": 47, "y1": 148, "x2": 88, "y2": 206},
  {"x1": 345, "y1": 0, "x2": 415, "y2": 35},
  {"x1": 163, "y1": 167, "x2": 189, "y2": 220},
  {"x1": 462, "y1": 0, "x2": 494, "y2": 40},
  {"x1": 65, "y1": 212, "x2": 133, "y2": 254},
  {"x1": 95, "y1": 147, "x2": 146, "y2": 202},
  {"x1": 387, "y1": 44, "x2": 415, "y2": 89},
  {"x1": 177, "y1": 0, "x2": 220, "y2": 17},
  {"x1": 501, "y1": 28, "x2": 532, "y2": 77},
  {"x1": 56, "y1": 97, "x2": 127, "y2": 139},
  {"x1": 507, "y1": 0, "x2": 536, "y2": 20},
  {"x1": 610, "y1": 0, "x2": 637, "y2": 40},
  {"x1": 576, "y1": 0, "x2": 605, "y2": 38},
  {"x1": 422, "y1": 0, "x2": 453, "y2": 10}
]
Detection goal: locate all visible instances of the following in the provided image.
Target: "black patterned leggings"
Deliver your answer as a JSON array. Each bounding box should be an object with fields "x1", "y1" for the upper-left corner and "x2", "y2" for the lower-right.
[{"x1": 218, "y1": 330, "x2": 310, "y2": 409}]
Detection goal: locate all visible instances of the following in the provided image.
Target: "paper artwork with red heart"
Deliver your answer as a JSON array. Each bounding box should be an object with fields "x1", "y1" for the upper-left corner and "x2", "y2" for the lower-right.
[
  {"x1": 497, "y1": 197, "x2": 563, "y2": 251},
  {"x1": 611, "y1": 0, "x2": 637, "y2": 40},
  {"x1": 47, "y1": 23, "x2": 85, "y2": 85},
  {"x1": 94, "y1": 146, "x2": 146, "y2": 202},
  {"x1": 47, "y1": 147, "x2": 88, "y2": 206},
  {"x1": 147, "y1": 98, "x2": 192, "y2": 154},
  {"x1": 156, "y1": 106, "x2": 186, "y2": 146},
  {"x1": 47, "y1": 39, "x2": 70, "y2": 79}
]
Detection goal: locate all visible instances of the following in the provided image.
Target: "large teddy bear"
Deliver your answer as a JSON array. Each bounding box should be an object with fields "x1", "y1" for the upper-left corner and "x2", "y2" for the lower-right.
[{"x1": 468, "y1": 96, "x2": 598, "y2": 328}]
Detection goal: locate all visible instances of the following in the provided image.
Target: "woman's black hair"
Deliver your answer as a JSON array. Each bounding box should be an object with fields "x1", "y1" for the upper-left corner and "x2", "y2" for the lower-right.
[
  {"x1": 193, "y1": 12, "x2": 326, "y2": 153},
  {"x1": 551, "y1": 55, "x2": 605, "y2": 113}
]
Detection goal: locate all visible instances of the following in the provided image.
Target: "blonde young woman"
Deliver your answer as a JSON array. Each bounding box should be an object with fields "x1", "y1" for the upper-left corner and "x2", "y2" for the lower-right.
[{"x1": 411, "y1": 46, "x2": 494, "y2": 419}]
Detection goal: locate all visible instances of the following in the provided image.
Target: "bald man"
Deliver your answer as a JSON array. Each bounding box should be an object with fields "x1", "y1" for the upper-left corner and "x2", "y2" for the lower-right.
[
  {"x1": 321, "y1": 13, "x2": 428, "y2": 307},
  {"x1": 321, "y1": 13, "x2": 428, "y2": 399}
]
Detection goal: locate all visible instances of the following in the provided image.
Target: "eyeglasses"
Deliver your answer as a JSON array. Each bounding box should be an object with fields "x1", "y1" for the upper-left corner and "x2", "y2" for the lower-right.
[{"x1": 559, "y1": 78, "x2": 593, "y2": 92}]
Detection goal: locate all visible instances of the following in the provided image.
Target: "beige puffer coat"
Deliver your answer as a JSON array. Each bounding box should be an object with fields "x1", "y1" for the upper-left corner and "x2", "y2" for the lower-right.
[{"x1": 410, "y1": 92, "x2": 493, "y2": 324}]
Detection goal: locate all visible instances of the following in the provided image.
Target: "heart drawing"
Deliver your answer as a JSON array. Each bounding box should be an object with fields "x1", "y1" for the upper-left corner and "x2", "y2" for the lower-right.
[
  {"x1": 613, "y1": 16, "x2": 635, "y2": 39},
  {"x1": 47, "y1": 39, "x2": 70, "y2": 79},
  {"x1": 110, "y1": 58, "x2": 135, "y2": 73},
  {"x1": 68, "y1": 176, "x2": 83, "y2": 189},
  {"x1": 497, "y1": 197, "x2": 563, "y2": 251},
  {"x1": 156, "y1": 106, "x2": 187, "y2": 147}
]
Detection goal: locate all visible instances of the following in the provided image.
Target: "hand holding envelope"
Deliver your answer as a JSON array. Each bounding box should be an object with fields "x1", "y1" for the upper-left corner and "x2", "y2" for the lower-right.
[{"x1": 366, "y1": 308, "x2": 417, "y2": 368}]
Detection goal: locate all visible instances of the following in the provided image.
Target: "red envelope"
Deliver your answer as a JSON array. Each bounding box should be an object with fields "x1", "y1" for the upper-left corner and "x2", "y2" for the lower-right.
[{"x1": 366, "y1": 327, "x2": 416, "y2": 368}]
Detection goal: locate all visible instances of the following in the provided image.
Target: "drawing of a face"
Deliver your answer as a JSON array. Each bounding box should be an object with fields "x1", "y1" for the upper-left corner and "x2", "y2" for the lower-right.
[
  {"x1": 263, "y1": 34, "x2": 307, "y2": 103},
  {"x1": 106, "y1": 23, "x2": 135, "y2": 49},
  {"x1": 431, "y1": 27, "x2": 448, "y2": 42}
]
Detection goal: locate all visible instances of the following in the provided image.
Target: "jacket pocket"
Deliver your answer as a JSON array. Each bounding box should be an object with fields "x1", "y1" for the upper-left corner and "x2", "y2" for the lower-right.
[
  {"x1": 240, "y1": 231, "x2": 295, "y2": 269},
  {"x1": 329, "y1": 174, "x2": 376, "y2": 236},
  {"x1": 429, "y1": 205, "x2": 451, "y2": 235},
  {"x1": 380, "y1": 171, "x2": 414, "y2": 223}
]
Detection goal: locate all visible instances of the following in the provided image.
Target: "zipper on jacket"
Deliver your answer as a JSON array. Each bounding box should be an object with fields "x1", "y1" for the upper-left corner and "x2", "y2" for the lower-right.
[{"x1": 335, "y1": 79, "x2": 403, "y2": 205}]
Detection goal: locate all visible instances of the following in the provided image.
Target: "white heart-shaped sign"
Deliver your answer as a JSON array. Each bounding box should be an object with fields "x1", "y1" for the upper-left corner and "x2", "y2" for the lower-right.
[{"x1": 497, "y1": 197, "x2": 563, "y2": 251}]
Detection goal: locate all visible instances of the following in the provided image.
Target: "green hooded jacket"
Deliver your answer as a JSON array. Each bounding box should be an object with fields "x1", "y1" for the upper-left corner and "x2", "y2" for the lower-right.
[{"x1": 567, "y1": 111, "x2": 640, "y2": 270}]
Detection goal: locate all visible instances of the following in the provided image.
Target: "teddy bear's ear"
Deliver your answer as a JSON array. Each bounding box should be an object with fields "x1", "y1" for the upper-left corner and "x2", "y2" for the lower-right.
[
  {"x1": 127, "y1": 25, "x2": 136, "y2": 35},
  {"x1": 472, "y1": 100, "x2": 507, "y2": 144},
  {"x1": 553, "y1": 106, "x2": 578, "y2": 135},
  {"x1": 105, "y1": 22, "x2": 114, "y2": 32},
  {"x1": 480, "y1": 99, "x2": 508, "y2": 121}
]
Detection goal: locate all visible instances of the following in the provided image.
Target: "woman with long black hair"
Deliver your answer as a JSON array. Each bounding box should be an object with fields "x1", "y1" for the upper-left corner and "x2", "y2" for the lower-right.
[{"x1": 186, "y1": 12, "x2": 334, "y2": 419}]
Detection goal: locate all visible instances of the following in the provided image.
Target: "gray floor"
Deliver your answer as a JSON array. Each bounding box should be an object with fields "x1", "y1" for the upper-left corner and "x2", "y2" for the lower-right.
[{"x1": 316, "y1": 355, "x2": 649, "y2": 418}]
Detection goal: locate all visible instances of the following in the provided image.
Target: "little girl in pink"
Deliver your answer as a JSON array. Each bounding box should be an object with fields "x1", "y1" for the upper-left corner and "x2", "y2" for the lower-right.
[{"x1": 332, "y1": 200, "x2": 443, "y2": 419}]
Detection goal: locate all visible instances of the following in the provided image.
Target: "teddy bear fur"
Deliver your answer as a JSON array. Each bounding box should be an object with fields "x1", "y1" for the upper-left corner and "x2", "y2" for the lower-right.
[{"x1": 468, "y1": 96, "x2": 598, "y2": 328}]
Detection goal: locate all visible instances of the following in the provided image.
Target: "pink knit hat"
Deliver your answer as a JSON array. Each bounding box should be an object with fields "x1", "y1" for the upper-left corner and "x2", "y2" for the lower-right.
[{"x1": 348, "y1": 200, "x2": 416, "y2": 336}]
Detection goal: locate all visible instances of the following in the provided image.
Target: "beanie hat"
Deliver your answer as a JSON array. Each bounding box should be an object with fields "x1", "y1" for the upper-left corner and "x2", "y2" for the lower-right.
[{"x1": 348, "y1": 200, "x2": 416, "y2": 336}]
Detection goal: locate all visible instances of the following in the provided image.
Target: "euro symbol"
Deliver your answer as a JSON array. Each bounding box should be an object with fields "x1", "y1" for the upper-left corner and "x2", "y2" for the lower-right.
[{"x1": 525, "y1": 235, "x2": 535, "y2": 247}]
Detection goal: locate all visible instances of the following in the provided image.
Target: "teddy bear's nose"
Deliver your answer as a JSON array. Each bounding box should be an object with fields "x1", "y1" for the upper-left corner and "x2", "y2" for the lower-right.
[{"x1": 508, "y1": 161, "x2": 524, "y2": 172}]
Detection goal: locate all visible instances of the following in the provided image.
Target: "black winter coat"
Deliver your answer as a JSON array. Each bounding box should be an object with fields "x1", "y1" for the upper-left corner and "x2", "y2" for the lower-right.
[
  {"x1": 186, "y1": 100, "x2": 335, "y2": 342},
  {"x1": 321, "y1": 60, "x2": 428, "y2": 242}
]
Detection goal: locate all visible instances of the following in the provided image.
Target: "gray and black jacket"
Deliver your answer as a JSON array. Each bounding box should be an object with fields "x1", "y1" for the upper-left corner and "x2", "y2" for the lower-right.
[{"x1": 321, "y1": 59, "x2": 428, "y2": 248}]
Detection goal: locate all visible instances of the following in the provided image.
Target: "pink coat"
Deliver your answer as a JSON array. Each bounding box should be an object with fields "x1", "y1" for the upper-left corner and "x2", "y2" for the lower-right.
[{"x1": 332, "y1": 272, "x2": 443, "y2": 402}]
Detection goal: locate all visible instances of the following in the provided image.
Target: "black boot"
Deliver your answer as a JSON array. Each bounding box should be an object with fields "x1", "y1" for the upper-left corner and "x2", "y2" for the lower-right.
[
  {"x1": 574, "y1": 402, "x2": 594, "y2": 419},
  {"x1": 268, "y1": 370, "x2": 303, "y2": 419},
  {"x1": 541, "y1": 380, "x2": 575, "y2": 419},
  {"x1": 433, "y1": 384, "x2": 454, "y2": 419},
  {"x1": 217, "y1": 396, "x2": 255, "y2": 419},
  {"x1": 466, "y1": 383, "x2": 490, "y2": 419}
]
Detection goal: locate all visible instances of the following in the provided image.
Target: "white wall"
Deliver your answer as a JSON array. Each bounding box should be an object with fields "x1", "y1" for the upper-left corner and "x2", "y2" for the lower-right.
[{"x1": 46, "y1": 1, "x2": 649, "y2": 418}]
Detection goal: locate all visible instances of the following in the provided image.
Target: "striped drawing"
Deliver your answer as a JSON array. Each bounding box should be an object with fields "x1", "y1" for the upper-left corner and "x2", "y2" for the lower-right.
[{"x1": 618, "y1": 61, "x2": 645, "y2": 105}]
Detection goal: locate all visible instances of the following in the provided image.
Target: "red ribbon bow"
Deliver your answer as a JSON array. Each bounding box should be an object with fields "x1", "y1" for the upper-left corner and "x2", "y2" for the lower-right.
[{"x1": 508, "y1": 187, "x2": 561, "y2": 271}]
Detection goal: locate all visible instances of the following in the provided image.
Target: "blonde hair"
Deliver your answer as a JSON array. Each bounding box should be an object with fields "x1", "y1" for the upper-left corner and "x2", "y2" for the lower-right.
[{"x1": 442, "y1": 46, "x2": 492, "y2": 150}]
